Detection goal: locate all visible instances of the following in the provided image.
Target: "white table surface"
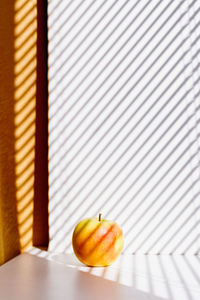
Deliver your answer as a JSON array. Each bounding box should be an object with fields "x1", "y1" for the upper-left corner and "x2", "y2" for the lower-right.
[{"x1": 0, "y1": 247, "x2": 199, "y2": 300}]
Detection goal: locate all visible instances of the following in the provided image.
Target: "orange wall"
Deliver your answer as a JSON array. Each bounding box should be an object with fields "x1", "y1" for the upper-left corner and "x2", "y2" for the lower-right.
[{"x1": 0, "y1": 0, "x2": 48, "y2": 265}]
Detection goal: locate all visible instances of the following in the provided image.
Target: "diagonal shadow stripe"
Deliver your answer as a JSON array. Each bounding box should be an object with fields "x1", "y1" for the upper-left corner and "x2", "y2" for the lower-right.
[
  {"x1": 61, "y1": 112, "x2": 199, "y2": 250},
  {"x1": 144, "y1": 183, "x2": 200, "y2": 254},
  {"x1": 50, "y1": 84, "x2": 200, "y2": 246},
  {"x1": 48, "y1": 0, "x2": 74, "y2": 19},
  {"x1": 50, "y1": 39, "x2": 200, "y2": 203},
  {"x1": 49, "y1": 0, "x2": 143, "y2": 86},
  {"x1": 49, "y1": 38, "x2": 200, "y2": 211},
  {"x1": 49, "y1": 0, "x2": 110, "y2": 65},
  {"x1": 162, "y1": 203, "x2": 200, "y2": 254},
  {"x1": 128, "y1": 172, "x2": 199, "y2": 253},
  {"x1": 50, "y1": 6, "x2": 200, "y2": 176},
  {"x1": 49, "y1": 0, "x2": 120, "y2": 78},
  {"x1": 48, "y1": 0, "x2": 200, "y2": 253},
  {"x1": 49, "y1": 50, "x2": 189, "y2": 209},
  {"x1": 49, "y1": 0, "x2": 144, "y2": 130},
  {"x1": 49, "y1": 0, "x2": 109, "y2": 58},
  {"x1": 107, "y1": 104, "x2": 200, "y2": 226},
  {"x1": 49, "y1": 13, "x2": 199, "y2": 192},
  {"x1": 50, "y1": 0, "x2": 199, "y2": 138},
  {"x1": 49, "y1": 0, "x2": 171, "y2": 133},
  {"x1": 48, "y1": 0, "x2": 86, "y2": 33}
]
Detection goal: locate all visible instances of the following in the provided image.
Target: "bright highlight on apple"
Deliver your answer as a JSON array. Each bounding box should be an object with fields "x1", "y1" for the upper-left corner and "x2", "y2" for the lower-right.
[{"x1": 72, "y1": 214, "x2": 124, "y2": 267}]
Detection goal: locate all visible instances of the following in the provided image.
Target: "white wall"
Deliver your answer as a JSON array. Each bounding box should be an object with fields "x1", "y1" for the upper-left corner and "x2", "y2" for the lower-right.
[{"x1": 48, "y1": 0, "x2": 200, "y2": 254}]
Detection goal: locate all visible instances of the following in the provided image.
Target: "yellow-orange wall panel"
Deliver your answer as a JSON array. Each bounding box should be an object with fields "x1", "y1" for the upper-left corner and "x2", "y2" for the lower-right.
[{"x1": 0, "y1": 0, "x2": 48, "y2": 265}]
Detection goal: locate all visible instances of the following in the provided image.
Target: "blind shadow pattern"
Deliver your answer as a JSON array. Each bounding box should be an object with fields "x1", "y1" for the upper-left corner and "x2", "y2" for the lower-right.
[
  {"x1": 14, "y1": 0, "x2": 37, "y2": 251},
  {"x1": 28, "y1": 248, "x2": 200, "y2": 300},
  {"x1": 48, "y1": 0, "x2": 200, "y2": 254}
]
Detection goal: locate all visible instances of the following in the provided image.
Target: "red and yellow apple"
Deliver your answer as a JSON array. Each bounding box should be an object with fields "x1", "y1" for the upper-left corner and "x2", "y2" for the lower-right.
[{"x1": 72, "y1": 214, "x2": 124, "y2": 267}]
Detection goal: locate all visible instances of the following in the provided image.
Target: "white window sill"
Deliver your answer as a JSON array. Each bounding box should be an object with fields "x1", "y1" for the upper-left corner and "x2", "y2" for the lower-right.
[{"x1": 0, "y1": 247, "x2": 199, "y2": 300}]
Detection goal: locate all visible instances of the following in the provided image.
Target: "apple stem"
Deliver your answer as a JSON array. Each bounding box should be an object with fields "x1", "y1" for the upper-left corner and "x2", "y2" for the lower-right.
[{"x1": 99, "y1": 213, "x2": 102, "y2": 222}]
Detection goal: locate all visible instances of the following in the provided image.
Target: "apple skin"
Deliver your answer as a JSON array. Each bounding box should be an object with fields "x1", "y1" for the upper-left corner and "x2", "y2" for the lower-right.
[{"x1": 72, "y1": 215, "x2": 124, "y2": 267}]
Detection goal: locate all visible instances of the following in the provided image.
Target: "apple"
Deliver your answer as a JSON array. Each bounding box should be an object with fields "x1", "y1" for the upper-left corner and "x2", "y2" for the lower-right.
[{"x1": 72, "y1": 214, "x2": 124, "y2": 267}]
